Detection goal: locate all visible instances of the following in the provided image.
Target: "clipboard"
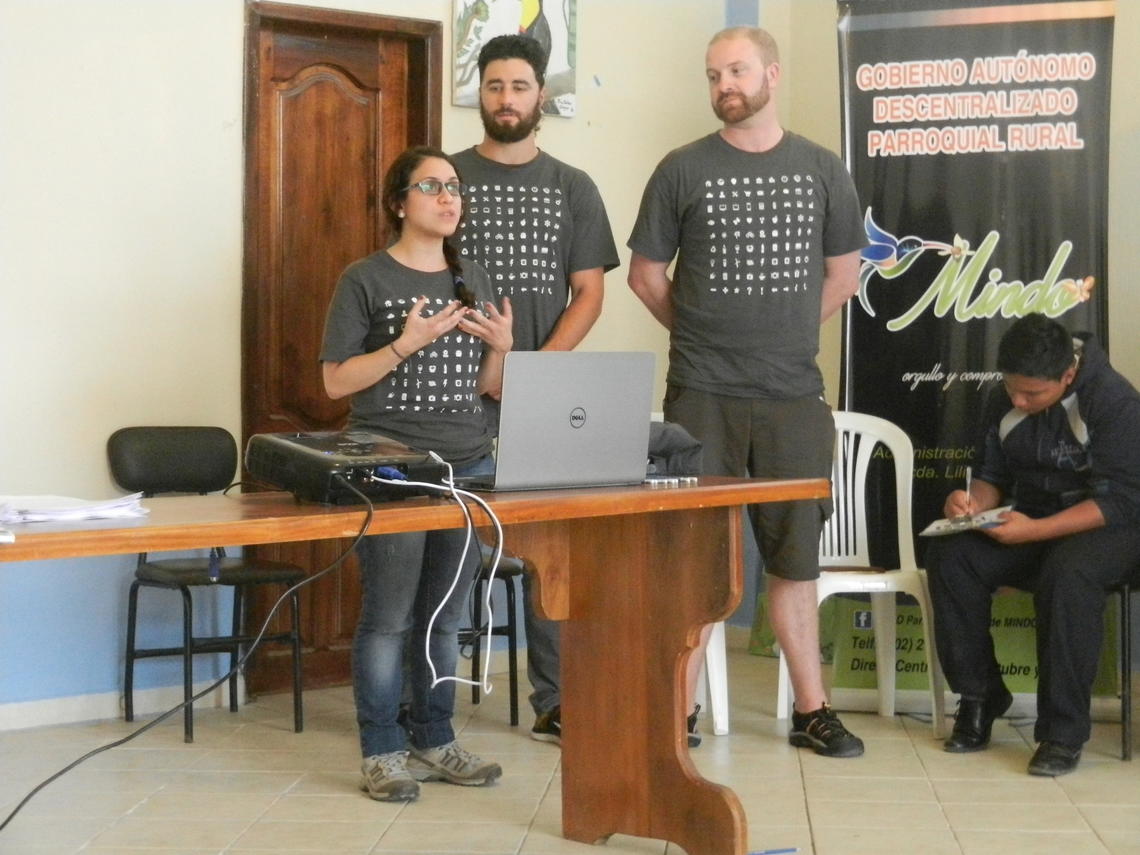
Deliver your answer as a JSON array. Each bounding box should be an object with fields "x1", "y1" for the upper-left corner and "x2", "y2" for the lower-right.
[{"x1": 919, "y1": 506, "x2": 1013, "y2": 537}]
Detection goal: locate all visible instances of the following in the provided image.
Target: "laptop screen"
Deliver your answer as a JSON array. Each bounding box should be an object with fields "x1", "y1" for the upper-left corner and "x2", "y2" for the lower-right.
[{"x1": 487, "y1": 351, "x2": 655, "y2": 491}]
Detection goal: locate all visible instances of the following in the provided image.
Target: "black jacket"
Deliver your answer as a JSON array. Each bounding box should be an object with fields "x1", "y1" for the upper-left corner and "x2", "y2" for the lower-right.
[{"x1": 975, "y1": 334, "x2": 1140, "y2": 527}]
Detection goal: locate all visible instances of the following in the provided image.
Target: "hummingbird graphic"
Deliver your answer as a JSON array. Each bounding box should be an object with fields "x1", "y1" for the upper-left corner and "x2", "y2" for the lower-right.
[{"x1": 858, "y1": 209, "x2": 958, "y2": 317}]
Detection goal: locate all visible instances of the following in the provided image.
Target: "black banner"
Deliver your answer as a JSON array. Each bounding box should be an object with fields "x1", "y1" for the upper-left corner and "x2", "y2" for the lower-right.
[{"x1": 837, "y1": 0, "x2": 1114, "y2": 558}]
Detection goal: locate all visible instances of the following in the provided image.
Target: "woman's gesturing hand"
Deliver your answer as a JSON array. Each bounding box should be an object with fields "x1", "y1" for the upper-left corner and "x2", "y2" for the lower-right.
[{"x1": 459, "y1": 296, "x2": 513, "y2": 354}]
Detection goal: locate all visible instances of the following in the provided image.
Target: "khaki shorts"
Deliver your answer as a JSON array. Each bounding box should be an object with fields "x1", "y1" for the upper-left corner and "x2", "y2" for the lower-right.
[{"x1": 663, "y1": 385, "x2": 833, "y2": 581}]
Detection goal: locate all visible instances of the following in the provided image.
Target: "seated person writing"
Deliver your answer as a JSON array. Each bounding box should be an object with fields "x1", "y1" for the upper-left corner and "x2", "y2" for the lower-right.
[{"x1": 926, "y1": 313, "x2": 1140, "y2": 776}]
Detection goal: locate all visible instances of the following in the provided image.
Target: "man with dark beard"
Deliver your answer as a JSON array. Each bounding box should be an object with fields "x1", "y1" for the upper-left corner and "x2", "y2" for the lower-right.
[
  {"x1": 451, "y1": 34, "x2": 619, "y2": 746},
  {"x1": 628, "y1": 27, "x2": 868, "y2": 758}
]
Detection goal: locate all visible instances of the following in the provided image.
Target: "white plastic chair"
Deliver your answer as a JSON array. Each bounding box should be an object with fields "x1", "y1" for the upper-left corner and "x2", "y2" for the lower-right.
[
  {"x1": 696, "y1": 622, "x2": 729, "y2": 735},
  {"x1": 774, "y1": 411, "x2": 946, "y2": 736},
  {"x1": 653, "y1": 410, "x2": 730, "y2": 736}
]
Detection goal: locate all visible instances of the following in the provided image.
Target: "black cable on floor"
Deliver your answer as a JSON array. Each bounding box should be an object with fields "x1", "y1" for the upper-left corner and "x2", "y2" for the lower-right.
[{"x1": 0, "y1": 475, "x2": 375, "y2": 834}]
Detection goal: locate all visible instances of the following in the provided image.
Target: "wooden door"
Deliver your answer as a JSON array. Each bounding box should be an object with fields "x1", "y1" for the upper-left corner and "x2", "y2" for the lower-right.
[{"x1": 241, "y1": 1, "x2": 441, "y2": 693}]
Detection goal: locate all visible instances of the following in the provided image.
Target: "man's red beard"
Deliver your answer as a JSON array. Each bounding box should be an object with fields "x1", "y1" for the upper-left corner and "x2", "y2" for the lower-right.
[{"x1": 713, "y1": 83, "x2": 770, "y2": 124}]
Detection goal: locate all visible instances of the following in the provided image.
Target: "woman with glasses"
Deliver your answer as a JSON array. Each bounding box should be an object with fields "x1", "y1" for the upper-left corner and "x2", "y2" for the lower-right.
[{"x1": 320, "y1": 145, "x2": 512, "y2": 802}]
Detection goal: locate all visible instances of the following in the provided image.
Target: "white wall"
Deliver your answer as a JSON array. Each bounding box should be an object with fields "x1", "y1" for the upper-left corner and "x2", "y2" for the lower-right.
[{"x1": 0, "y1": 0, "x2": 247, "y2": 497}]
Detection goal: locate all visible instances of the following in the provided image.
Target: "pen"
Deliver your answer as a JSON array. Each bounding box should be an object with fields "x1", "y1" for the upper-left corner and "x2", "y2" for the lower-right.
[
  {"x1": 964, "y1": 465, "x2": 972, "y2": 518},
  {"x1": 750, "y1": 849, "x2": 798, "y2": 855}
]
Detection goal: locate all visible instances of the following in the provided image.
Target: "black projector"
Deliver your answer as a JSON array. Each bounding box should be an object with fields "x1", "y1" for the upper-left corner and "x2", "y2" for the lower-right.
[{"x1": 245, "y1": 430, "x2": 448, "y2": 505}]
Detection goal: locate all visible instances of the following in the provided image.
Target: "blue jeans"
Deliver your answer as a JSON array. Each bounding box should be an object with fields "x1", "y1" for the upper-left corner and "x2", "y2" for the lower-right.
[{"x1": 353, "y1": 454, "x2": 495, "y2": 757}]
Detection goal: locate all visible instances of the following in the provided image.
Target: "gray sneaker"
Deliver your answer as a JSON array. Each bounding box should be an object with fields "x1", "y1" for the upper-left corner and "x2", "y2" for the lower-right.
[
  {"x1": 360, "y1": 751, "x2": 420, "y2": 801},
  {"x1": 408, "y1": 740, "x2": 502, "y2": 786}
]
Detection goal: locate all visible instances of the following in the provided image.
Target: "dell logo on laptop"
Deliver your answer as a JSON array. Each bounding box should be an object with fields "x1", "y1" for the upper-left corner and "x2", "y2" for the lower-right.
[{"x1": 569, "y1": 407, "x2": 587, "y2": 428}]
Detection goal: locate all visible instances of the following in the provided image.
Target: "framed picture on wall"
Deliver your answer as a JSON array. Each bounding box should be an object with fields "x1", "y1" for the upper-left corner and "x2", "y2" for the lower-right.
[{"x1": 453, "y1": 0, "x2": 578, "y2": 117}]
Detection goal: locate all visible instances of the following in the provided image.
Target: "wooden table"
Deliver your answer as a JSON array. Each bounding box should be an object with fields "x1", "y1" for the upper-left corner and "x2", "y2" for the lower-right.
[{"x1": 0, "y1": 476, "x2": 828, "y2": 855}]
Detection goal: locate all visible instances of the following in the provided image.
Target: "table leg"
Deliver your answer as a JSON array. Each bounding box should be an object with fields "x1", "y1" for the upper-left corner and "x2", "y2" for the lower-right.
[{"x1": 520, "y1": 507, "x2": 748, "y2": 855}]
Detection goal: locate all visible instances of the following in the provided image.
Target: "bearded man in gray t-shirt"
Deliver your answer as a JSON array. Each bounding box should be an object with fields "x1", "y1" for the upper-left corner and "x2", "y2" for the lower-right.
[
  {"x1": 629, "y1": 26, "x2": 867, "y2": 759},
  {"x1": 451, "y1": 34, "x2": 619, "y2": 748}
]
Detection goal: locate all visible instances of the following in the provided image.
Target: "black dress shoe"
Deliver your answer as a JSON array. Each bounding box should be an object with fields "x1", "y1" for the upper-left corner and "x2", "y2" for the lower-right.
[
  {"x1": 944, "y1": 688, "x2": 1013, "y2": 753},
  {"x1": 1028, "y1": 741, "x2": 1081, "y2": 776},
  {"x1": 687, "y1": 704, "x2": 702, "y2": 748}
]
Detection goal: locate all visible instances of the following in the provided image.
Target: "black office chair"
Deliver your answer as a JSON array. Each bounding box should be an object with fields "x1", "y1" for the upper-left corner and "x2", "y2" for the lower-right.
[
  {"x1": 1114, "y1": 581, "x2": 1134, "y2": 760},
  {"x1": 458, "y1": 549, "x2": 532, "y2": 727},
  {"x1": 108, "y1": 426, "x2": 305, "y2": 743}
]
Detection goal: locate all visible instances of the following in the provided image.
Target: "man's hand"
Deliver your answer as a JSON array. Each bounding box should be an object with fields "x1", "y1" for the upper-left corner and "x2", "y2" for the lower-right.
[
  {"x1": 943, "y1": 489, "x2": 975, "y2": 520},
  {"x1": 983, "y1": 499, "x2": 1106, "y2": 545},
  {"x1": 943, "y1": 478, "x2": 1001, "y2": 520},
  {"x1": 627, "y1": 254, "x2": 675, "y2": 330},
  {"x1": 982, "y1": 510, "x2": 1039, "y2": 545}
]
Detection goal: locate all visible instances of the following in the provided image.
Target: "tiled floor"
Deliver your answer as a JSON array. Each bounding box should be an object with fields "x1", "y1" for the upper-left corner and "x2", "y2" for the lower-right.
[{"x1": 1, "y1": 635, "x2": 1137, "y2": 855}]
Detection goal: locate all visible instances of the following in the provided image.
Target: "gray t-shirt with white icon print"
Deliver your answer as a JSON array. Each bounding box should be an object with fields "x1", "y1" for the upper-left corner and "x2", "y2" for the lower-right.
[
  {"x1": 629, "y1": 131, "x2": 864, "y2": 400},
  {"x1": 320, "y1": 251, "x2": 496, "y2": 465},
  {"x1": 451, "y1": 147, "x2": 619, "y2": 354}
]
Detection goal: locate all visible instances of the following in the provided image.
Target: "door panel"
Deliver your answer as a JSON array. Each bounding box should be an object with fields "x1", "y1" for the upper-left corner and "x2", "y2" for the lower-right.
[
  {"x1": 270, "y1": 63, "x2": 375, "y2": 430},
  {"x1": 241, "y1": 1, "x2": 441, "y2": 694}
]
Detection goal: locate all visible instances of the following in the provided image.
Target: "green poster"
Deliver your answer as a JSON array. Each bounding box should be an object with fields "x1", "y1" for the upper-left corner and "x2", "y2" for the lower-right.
[{"x1": 828, "y1": 591, "x2": 1118, "y2": 696}]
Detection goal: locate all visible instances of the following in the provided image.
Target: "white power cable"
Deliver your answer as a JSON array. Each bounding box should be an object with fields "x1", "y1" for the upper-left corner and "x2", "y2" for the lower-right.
[{"x1": 367, "y1": 460, "x2": 504, "y2": 695}]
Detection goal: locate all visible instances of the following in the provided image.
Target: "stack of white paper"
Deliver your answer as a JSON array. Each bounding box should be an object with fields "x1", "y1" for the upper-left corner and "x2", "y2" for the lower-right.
[{"x1": 0, "y1": 493, "x2": 149, "y2": 524}]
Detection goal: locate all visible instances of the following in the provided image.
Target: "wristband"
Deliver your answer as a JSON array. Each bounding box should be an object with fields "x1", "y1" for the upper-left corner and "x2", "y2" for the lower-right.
[{"x1": 389, "y1": 341, "x2": 408, "y2": 360}]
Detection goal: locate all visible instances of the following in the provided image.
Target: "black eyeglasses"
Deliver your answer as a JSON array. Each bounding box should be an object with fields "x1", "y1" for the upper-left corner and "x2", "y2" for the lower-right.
[{"x1": 403, "y1": 178, "x2": 464, "y2": 197}]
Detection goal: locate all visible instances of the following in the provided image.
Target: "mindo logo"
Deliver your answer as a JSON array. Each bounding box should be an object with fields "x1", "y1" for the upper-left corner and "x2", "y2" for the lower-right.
[
  {"x1": 857, "y1": 208, "x2": 1093, "y2": 329},
  {"x1": 569, "y1": 407, "x2": 587, "y2": 429}
]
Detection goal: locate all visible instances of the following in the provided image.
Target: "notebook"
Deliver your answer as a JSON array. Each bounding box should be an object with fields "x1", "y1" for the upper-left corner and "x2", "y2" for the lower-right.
[{"x1": 463, "y1": 351, "x2": 655, "y2": 491}]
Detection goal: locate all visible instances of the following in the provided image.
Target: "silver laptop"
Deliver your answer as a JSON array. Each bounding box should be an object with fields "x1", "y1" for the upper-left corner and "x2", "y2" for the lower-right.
[{"x1": 465, "y1": 351, "x2": 655, "y2": 491}]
